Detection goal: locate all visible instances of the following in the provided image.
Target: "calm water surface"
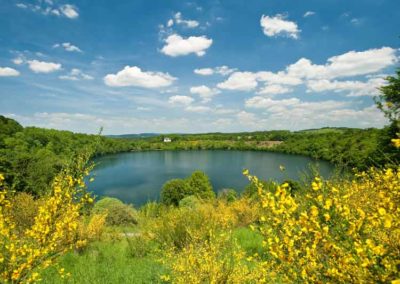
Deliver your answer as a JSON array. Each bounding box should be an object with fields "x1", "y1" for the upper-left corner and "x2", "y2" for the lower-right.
[{"x1": 89, "y1": 150, "x2": 334, "y2": 206}]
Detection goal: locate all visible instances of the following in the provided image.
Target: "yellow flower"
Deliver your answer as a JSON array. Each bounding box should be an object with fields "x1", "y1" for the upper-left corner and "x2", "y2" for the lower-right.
[{"x1": 391, "y1": 138, "x2": 400, "y2": 148}]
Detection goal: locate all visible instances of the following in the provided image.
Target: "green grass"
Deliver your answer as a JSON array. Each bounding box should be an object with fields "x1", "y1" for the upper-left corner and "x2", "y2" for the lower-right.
[
  {"x1": 41, "y1": 240, "x2": 165, "y2": 284},
  {"x1": 233, "y1": 227, "x2": 264, "y2": 256}
]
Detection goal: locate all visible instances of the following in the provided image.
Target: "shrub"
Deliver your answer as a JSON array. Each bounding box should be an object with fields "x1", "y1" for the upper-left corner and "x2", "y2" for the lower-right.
[
  {"x1": 244, "y1": 167, "x2": 400, "y2": 283},
  {"x1": 161, "y1": 179, "x2": 191, "y2": 206},
  {"x1": 0, "y1": 158, "x2": 93, "y2": 283},
  {"x1": 161, "y1": 172, "x2": 215, "y2": 206},
  {"x1": 179, "y1": 195, "x2": 201, "y2": 209},
  {"x1": 161, "y1": 231, "x2": 265, "y2": 283},
  {"x1": 9, "y1": 192, "x2": 41, "y2": 234},
  {"x1": 186, "y1": 171, "x2": 215, "y2": 199},
  {"x1": 93, "y1": 197, "x2": 138, "y2": 226},
  {"x1": 217, "y1": 188, "x2": 237, "y2": 202}
]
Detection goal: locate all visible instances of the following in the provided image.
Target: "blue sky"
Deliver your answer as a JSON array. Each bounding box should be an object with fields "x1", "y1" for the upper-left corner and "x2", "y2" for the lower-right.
[{"x1": 0, "y1": 0, "x2": 399, "y2": 134}]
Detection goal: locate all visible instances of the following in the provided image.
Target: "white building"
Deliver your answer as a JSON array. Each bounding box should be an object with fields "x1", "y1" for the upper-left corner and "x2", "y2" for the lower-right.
[{"x1": 163, "y1": 137, "x2": 172, "y2": 143}]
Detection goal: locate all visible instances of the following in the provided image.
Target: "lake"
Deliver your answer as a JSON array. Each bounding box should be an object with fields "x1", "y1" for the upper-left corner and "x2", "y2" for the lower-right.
[{"x1": 89, "y1": 150, "x2": 334, "y2": 206}]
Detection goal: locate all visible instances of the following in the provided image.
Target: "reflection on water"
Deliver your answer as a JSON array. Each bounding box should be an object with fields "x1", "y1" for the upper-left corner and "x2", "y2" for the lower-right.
[{"x1": 89, "y1": 150, "x2": 334, "y2": 207}]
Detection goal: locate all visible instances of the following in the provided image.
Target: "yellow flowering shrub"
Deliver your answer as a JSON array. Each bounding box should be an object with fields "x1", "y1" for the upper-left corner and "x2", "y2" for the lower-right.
[
  {"x1": 0, "y1": 161, "x2": 93, "y2": 283},
  {"x1": 148, "y1": 198, "x2": 259, "y2": 250},
  {"x1": 245, "y1": 166, "x2": 400, "y2": 283},
  {"x1": 161, "y1": 231, "x2": 265, "y2": 284},
  {"x1": 77, "y1": 212, "x2": 108, "y2": 244}
]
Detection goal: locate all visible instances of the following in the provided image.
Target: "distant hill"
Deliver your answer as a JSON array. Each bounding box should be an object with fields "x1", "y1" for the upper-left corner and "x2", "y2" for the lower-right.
[{"x1": 106, "y1": 133, "x2": 161, "y2": 139}]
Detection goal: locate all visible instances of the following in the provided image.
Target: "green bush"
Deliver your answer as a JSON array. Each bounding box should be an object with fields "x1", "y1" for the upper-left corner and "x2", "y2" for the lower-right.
[
  {"x1": 186, "y1": 171, "x2": 215, "y2": 199},
  {"x1": 161, "y1": 179, "x2": 191, "y2": 206},
  {"x1": 179, "y1": 195, "x2": 201, "y2": 209},
  {"x1": 217, "y1": 188, "x2": 237, "y2": 202},
  {"x1": 93, "y1": 197, "x2": 138, "y2": 226},
  {"x1": 161, "y1": 171, "x2": 216, "y2": 206}
]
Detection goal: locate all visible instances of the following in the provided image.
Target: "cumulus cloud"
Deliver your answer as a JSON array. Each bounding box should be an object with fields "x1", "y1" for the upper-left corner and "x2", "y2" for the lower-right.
[
  {"x1": 194, "y1": 68, "x2": 214, "y2": 76},
  {"x1": 217, "y1": 46, "x2": 397, "y2": 95},
  {"x1": 53, "y1": 42, "x2": 82, "y2": 52},
  {"x1": 190, "y1": 85, "x2": 221, "y2": 103},
  {"x1": 306, "y1": 76, "x2": 386, "y2": 97},
  {"x1": 0, "y1": 67, "x2": 20, "y2": 77},
  {"x1": 104, "y1": 66, "x2": 176, "y2": 88},
  {"x1": 16, "y1": 1, "x2": 78, "y2": 19},
  {"x1": 194, "y1": 65, "x2": 236, "y2": 76},
  {"x1": 260, "y1": 14, "x2": 300, "y2": 39},
  {"x1": 257, "y1": 84, "x2": 293, "y2": 96},
  {"x1": 161, "y1": 34, "x2": 213, "y2": 57},
  {"x1": 60, "y1": 4, "x2": 79, "y2": 19},
  {"x1": 13, "y1": 57, "x2": 24, "y2": 65},
  {"x1": 27, "y1": 60, "x2": 62, "y2": 73},
  {"x1": 185, "y1": 105, "x2": 211, "y2": 113},
  {"x1": 168, "y1": 95, "x2": 194, "y2": 106},
  {"x1": 217, "y1": 72, "x2": 259, "y2": 91},
  {"x1": 169, "y1": 12, "x2": 199, "y2": 28},
  {"x1": 217, "y1": 70, "x2": 301, "y2": 92},
  {"x1": 303, "y1": 11, "x2": 315, "y2": 17},
  {"x1": 59, "y1": 68, "x2": 93, "y2": 81},
  {"x1": 287, "y1": 47, "x2": 398, "y2": 80}
]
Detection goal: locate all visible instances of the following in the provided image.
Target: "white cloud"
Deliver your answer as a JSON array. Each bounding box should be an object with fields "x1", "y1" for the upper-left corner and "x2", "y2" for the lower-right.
[
  {"x1": 59, "y1": 68, "x2": 93, "y2": 81},
  {"x1": 245, "y1": 97, "x2": 301, "y2": 110},
  {"x1": 190, "y1": 85, "x2": 221, "y2": 103},
  {"x1": 287, "y1": 47, "x2": 398, "y2": 80},
  {"x1": 13, "y1": 57, "x2": 24, "y2": 65},
  {"x1": 257, "y1": 84, "x2": 293, "y2": 96},
  {"x1": 194, "y1": 65, "x2": 236, "y2": 76},
  {"x1": 16, "y1": 1, "x2": 78, "y2": 19},
  {"x1": 161, "y1": 34, "x2": 213, "y2": 57},
  {"x1": 185, "y1": 105, "x2": 211, "y2": 113},
  {"x1": 194, "y1": 68, "x2": 214, "y2": 76},
  {"x1": 0, "y1": 67, "x2": 20, "y2": 77},
  {"x1": 27, "y1": 60, "x2": 62, "y2": 73},
  {"x1": 104, "y1": 66, "x2": 176, "y2": 88},
  {"x1": 60, "y1": 4, "x2": 79, "y2": 19},
  {"x1": 257, "y1": 71, "x2": 302, "y2": 85},
  {"x1": 16, "y1": 3, "x2": 28, "y2": 9},
  {"x1": 260, "y1": 14, "x2": 300, "y2": 39},
  {"x1": 172, "y1": 12, "x2": 199, "y2": 28},
  {"x1": 303, "y1": 11, "x2": 315, "y2": 17},
  {"x1": 306, "y1": 76, "x2": 386, "y2": 97},
  {"x1": 217, "y1": 70, "x2": 301, "y2": 92},
  {"x1": 7, "y1": 112, "x2": 197, "y2": 135},
  {"x1": 168, "y1": 95, "x2": 194, "y2": 106},
  {"x1": 53, "y1": 42, "x2": 82, "y2": 52},
  {"x1": 217, "y1": 72, "x2": 258, "y2": 91}
]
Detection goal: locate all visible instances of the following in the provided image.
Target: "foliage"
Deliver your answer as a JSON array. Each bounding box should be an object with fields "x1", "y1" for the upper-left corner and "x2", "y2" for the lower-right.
[
  {"x1": 0, "y1": 116, "x2": 137, "y2": 195},
  {"x1": 161, "y1": 231, "x2": 265, "y2": 284},
  {"x1": 217, "y1": 188, "x2": 238, "y2": 202},
  {"x1": 244, "y1": 165, "x2": 400, "y2": 283},
  {"x1": 93, "y1": 197, "x2": 138, "y2": 226},
  {"x1": 9, "y1": 192, "x2": 41, "y2": 234},
  {"x1": 375, "y1": 69, "x2": 400, "y2": 124},
  {"x1": 161, "y1": 171, "x2": 215, "y2": 206},
  {"x1": 0, "y1": 155, "x2": 93, "y2": 283},
  {"x1": 161, "y1": 179, "x2": 191, "y2": 206},
  {"x1": 186, "y1": 171, "x2": 215, "y2": 199},
  {"x1": 178, "y1": 195, "x2": 201, "y2": 209}
]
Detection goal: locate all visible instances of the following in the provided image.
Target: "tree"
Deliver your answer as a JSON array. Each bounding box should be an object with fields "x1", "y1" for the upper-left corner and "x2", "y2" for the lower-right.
[
  {"x1": 161, "y1": 179, "x2": 191, "y2": 206},
  {"x1": 375, "y1": 69, "x2": 400, "y2": 126},
  {"x1": 374, "y1": 68, "x2": 400, "y2": 164},
  {"x1": 186, "y1": 171, "x2": 215, "y2": 199}
]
